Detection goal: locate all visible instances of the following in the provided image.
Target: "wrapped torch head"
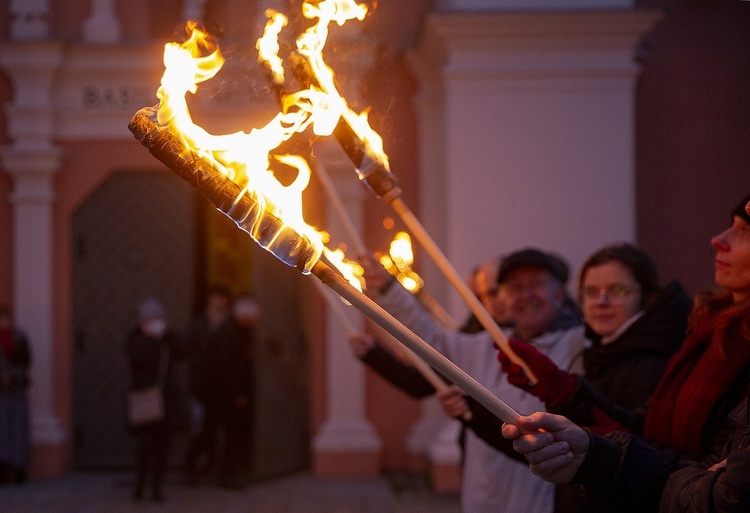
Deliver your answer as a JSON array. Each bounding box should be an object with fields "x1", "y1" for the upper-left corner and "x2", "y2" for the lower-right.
[{"x1": 128, "y1": 107, "x2": 321, "y2": 272}]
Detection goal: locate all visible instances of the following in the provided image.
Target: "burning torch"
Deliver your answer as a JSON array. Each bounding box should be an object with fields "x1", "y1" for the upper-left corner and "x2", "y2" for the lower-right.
[
  {"x1": 128, "y1": 20, "x2": 522, "y2": 426},
  {"x1": 257, "y1": 1, "x2": 536, "y2": 384}
]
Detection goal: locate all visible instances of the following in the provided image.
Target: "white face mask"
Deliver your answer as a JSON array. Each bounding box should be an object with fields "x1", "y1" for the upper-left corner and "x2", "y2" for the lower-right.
[{"x1": 144, "y1": 319, "x2": 168, "y2": 339}]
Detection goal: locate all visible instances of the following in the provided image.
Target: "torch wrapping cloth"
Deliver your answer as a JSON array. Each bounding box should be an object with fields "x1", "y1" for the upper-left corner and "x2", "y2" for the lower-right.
[
  {"x1": 129, "y1": 107, "x2": 320, "y2": 272},
  {"x1": 288, "y1": 52, "x2": 401, "y2": 203}
]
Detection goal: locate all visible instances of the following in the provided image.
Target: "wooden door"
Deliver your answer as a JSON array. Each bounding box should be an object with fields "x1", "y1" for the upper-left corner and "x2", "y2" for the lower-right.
[{"x1": 72, "y1": 170, "x2": 195, "y2": 468}]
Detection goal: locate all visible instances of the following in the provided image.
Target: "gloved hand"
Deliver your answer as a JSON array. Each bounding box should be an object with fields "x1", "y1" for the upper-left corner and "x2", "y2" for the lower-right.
[
  {"x1": 587, "y1": 406, "x2": 628, "y2": 435},
  {"x1": 497, "y1": 338, "x2": 576, "y2": 407}
]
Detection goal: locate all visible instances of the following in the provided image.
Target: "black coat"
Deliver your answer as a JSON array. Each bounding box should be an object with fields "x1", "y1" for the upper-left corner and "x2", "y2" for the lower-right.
[
  {"x1": 571, "y1": 388, "x2": 750, "y2": 513},
  {"x1": 554, "y1": 281, "x2": 692, "y2": 433},
  {"x1": 126, "y1": 329, "x2": 190, "y2": 434},
  {"x1": 206, "y1": 318, "x2": 256, "y2": 411},
  {"x1": 551, "y1": 282, "x2": 691, "y2": 512}
]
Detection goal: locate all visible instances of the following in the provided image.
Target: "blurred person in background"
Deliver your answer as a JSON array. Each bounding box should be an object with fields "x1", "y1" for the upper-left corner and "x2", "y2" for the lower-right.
[
  {"x1": 209, "y1": 295, "x2": 260, "y2": 490},
  {"x1": 126, "y1": 298, "x2": 189, "y2": 502},
  {"x1": 0, "y1": 305, "x2": 31, "y2": 484},
  {"x1": 184, "y1": 285, "x2": 233, "y2": 485}
]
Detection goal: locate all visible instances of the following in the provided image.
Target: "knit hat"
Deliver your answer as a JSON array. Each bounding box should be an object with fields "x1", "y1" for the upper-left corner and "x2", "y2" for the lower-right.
[
  {"x1": 497, "y1": 248, "x2": 570, "y2": 285},
  {"x1": 138, "y1": 298, "x2": 167, "y2": 323},
  {"x1": 731, "y1": 194, "x2": 750, "y2": 223}
]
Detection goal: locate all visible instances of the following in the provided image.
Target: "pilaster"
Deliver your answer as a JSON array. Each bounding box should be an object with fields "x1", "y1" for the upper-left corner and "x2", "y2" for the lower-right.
[
  {"x1": 311, "y1": 142, "x2": 381, "y2": 476},
  {"x1": 0, "y1": 37, "x2": 67, "y2": 475}
]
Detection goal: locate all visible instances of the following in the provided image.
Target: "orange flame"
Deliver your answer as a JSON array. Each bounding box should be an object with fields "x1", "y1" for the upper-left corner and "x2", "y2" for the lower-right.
[
  {"x1": 154, "y1": 22, "x2": 333, "y2": 272},
  {"x1": 324, "y1": 247, "x2": 365, "y2": 292},
  {"x1": 380, "y1": 231, "x2": 424, "y2": 293},
  {"x1": 259, "y1": 0, "x2": 390, "y2": 174},
  {"x1": 151, "y1": 2, "x2": 386, "y2": 274},
  {"x1": 256, "y1": 9, "x2": 288, "y2": 85}
]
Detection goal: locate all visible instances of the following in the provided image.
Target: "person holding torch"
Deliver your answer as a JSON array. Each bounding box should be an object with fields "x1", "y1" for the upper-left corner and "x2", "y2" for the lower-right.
[
  {"x1": 361, "y1": 248, "x2": 588, "y2": 513},
  {"x1": 501, "y1": 194, "x2": 750, "y2": 513}
]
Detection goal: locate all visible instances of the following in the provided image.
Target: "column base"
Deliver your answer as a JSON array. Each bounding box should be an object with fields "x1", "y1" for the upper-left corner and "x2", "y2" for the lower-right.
[
  {"x1": 312, "y1": 450, "x2": 380, "y2": 477},
  {"x1": 29, "y1": 443, "x2": 69, "y2": 478},
  {"x1": 427, "y1": 419, "x2": 462, "y2": 492},
  {"x1": 312, "y1": 418, "x2": 382, "y2": 477},
  {"x1": 430, "y1": 461, "x2": 462, "y2": 492}
]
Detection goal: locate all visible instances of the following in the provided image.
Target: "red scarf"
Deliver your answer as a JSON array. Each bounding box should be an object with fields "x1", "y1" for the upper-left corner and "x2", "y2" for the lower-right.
[
  {"x1": 0, "y1": 328, "x2": 15, "y2": 360},
  {"x1": 644, "y1": 319, "x2": 750, "y2": 455}
]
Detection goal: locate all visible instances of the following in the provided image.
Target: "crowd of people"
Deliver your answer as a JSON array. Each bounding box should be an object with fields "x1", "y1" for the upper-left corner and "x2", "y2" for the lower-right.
[
  {"x1": 6, "y1": 193, "x2": 748, "y2": 513},
  {"x1": 124, "y1": 289, "x2": 261, "y2": 501},
  {"x1": 350, "y1": 192, "x2": 750, "y2": 513}
]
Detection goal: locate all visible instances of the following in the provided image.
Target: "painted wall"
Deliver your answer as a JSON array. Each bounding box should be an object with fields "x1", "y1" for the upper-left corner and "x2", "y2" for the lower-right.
[
  {"x1": 2, "y1": 0, "x2": 749, "y2": 478},
  {"x1": 635, "y1": 0, "x2": 750, "y2": 296}
]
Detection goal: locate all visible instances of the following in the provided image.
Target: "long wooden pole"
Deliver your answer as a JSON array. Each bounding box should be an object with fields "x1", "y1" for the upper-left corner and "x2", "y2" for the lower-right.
[
  {"x1": 313, "y1": 160, "x2": 368, "y2": 256},
  {"x1": 313, "y1": 158, "x2": 458, "y2": 390},
  {"x1": 390, "y1": 198, "x2": 538, "y2": 385},
  {"x1": 312, "y1": 259, "x2": 522, "y2": 426}
]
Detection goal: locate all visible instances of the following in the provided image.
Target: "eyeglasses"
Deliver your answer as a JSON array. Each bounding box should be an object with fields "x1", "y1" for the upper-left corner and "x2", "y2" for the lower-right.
[{"x1": 581, "y1": 285, "x2": 638, "y2": 303}]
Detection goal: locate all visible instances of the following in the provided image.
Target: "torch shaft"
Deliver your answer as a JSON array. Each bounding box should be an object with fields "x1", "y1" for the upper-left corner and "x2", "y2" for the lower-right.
[
  {"x1": 312, "y1": 277, "x2": 359, "y2": 334},
  {"x1": 416, "y1": 289, "x2": 458, "y2": 331},
  {"x1": 313, "y1": 160, "x2": 369, "y2": 256},
  {"x1": 366, "y1": 321, "x2": 448, "y2": 393},
  {"x1": 315, "y1": 255, "x2": 449, "y2": 392},
  {"x1": 390, "y1": 198, "x2": 538, "y2": 386},
  {"x1": 312, "y1": 259, "x2": 522, "y2": 426}
]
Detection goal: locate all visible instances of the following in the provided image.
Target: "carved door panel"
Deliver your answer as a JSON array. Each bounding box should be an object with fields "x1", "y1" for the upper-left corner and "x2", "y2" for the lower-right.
[
  {"x1": 250, "y1": 244, "x2": 311, "y2": 479},
  {"x1": 72, "y1": 171, "x2": 195, "y2": 469},
  {"x1": 201, "y1": 207, "x2": 312, "y2": 479}
]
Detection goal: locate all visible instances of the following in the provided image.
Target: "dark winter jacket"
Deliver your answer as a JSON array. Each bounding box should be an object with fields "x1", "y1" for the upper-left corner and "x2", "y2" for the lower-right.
[
  {"x1": 126, "y1": 329, "x2": 190, "y2": 433},
  {"x1": 570, "y1": 389, "x2": 750, "y2": 513},
  {"x1": 553, "y1": 281, "x2": 692, "y2": 433},
  {"x1": 360, "y1": 343, "x2": 440, "y2": 399}
]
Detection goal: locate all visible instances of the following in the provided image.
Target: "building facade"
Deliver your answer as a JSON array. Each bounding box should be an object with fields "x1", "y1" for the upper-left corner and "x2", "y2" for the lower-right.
[{"x1": 0, "y1": 0, "x2": 747, "y2": 484}]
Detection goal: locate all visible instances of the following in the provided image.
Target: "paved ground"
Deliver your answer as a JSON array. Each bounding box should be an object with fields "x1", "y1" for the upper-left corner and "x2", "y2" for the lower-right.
[{"x1": 0, "y1": 470, "x2": 461, "y2": 513}]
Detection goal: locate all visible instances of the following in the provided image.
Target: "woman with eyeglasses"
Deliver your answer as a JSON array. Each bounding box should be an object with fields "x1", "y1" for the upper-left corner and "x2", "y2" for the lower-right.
[
  {"x1": 499, "y1": 243, "x2": 692, "y2": 435},
  {"x1": 500, "y1": 194, "x2": 750, "y2": 513},
  {"x1": 495, "y1": 243, "x2": 692, "y2": 512}
]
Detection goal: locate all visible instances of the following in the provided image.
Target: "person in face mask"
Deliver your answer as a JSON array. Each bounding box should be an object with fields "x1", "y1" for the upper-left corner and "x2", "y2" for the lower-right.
[{"x1": 125, "y1": 298, "x2": 189, "y2": 502}]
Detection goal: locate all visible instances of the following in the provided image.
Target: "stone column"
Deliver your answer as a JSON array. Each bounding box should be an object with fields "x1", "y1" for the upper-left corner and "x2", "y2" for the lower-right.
[{"x1": 0, "y1": 1, "x2": 67, "y2": 475}]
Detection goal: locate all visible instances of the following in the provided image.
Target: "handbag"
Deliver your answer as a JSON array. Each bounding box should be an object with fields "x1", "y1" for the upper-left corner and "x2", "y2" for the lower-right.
[{"x1": 128, "y1": 346, "x2": 169, "y2": 426}]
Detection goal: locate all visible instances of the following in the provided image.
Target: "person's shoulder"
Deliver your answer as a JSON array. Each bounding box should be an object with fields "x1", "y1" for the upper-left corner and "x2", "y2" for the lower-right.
[{"x1": 534, "y1": 325, "x2": 588, "y2": 347}]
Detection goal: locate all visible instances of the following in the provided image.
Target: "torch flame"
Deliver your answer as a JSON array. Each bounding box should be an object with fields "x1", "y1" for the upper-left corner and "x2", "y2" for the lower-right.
[
  {"x1": 153, "y1": 21, "x2": 337, "y2": 272},
  {"x1": 380, "y1": 231, "x2": 424, "y2": 294},
  {"x1": 389, "y1": 231, "x2": 414, "y2": 268},
  {"x1": 150, "y1": 2, "x2": 391, "y2": 273},
  {"x1": 256, "y1": 9, "x2": 288, "y2": 85},
  {"x1": 258, "y1": 0, "x2": 390, "y2": 174},
  {"x1": 324, "y1": 247, "x2": 364, "y2": 293}
]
